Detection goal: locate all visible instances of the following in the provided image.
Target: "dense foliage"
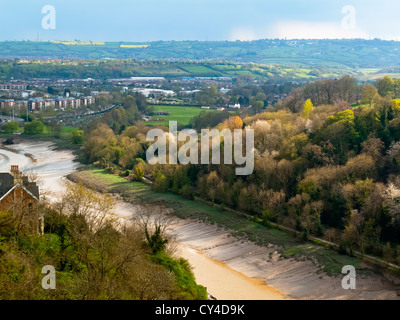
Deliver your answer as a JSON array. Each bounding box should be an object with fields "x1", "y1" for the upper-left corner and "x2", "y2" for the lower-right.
[
  {"x1": 23, "y1": 120, "x2": 45, "y2": 134},
  {"x1": 82, "y1": 75, "x2": 400, "y2": 264},
  {"x1": 0, "y1": 182, "x2": 206, "y2": 300},
  {"x1": 2, "y1": 121, "x2": 19, "y2": 133}
]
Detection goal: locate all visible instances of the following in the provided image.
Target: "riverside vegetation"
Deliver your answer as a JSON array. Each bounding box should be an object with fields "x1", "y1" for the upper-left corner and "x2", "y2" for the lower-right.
[
  {"x1": 0, "y1": 179, "x2": 207, "y2": 299},
  {"x1": 80, "y1": 75, "x2": 400, "y2": 270},
  {"x1": 4, "y1": 74, "x2": 400, "y2": 299}
]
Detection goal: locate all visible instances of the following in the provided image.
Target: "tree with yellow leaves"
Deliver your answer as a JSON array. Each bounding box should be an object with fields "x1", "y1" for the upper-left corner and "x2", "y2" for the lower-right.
[
  {"x1": 392, "y1": 99, "x2": 400, "y2": 112},
  {"x1": 302, "y1": 99, "x2": 314, "y2": 118},
  {"x1": 224, "y1": 116, "x2": 243, "y2": 130}
]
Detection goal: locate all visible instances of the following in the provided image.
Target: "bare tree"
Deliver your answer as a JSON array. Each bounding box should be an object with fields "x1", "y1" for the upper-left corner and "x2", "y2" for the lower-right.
[
  {"x1": 131, "y1": 205, "x2": 178, "y2": 255},
  {"x1": 60, "y1": 180, "x2": 118, "y2": 232}
]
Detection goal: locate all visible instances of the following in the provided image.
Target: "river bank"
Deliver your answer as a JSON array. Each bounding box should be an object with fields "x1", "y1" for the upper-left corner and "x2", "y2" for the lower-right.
[
  {"x1": 0, "y1": 139, "x2": 287, "y2": 299},
  {"x1": 178, "y1": 243, "x2": 288, "y2": 300},
  {"x1": 68, "y1": 166, "x2": 400, "y2": 300},
  {"x1": 2, "y1": 139, "x2": 400, "y2": 300}
]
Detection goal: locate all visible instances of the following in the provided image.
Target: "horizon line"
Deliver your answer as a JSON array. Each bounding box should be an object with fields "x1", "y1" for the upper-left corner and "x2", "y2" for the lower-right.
[{"x1": 1, "y1": 37, "x2": 398, "y2": 43}]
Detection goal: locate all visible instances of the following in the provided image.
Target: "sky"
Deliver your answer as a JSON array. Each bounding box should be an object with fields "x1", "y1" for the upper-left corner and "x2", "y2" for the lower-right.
[{"x1": 0, "y1": 0, "x2": 400, "y2": 42}]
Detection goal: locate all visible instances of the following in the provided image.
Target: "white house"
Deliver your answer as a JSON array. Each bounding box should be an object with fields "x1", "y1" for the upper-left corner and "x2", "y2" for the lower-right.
[{"x1": 229, "y1": 103, "x2": 241, "y2": 109}]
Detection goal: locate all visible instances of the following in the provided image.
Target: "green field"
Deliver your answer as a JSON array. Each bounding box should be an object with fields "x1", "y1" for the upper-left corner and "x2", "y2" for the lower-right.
[
  {"x1": 40, "y1": 125, "x2": 79, "y2": 137},
  {"x1": 146, "y1": 105, "x2": 217, "y2": 126},
  {"x1": 180, "y1": 65, "x2": 218, "y2": 75}
]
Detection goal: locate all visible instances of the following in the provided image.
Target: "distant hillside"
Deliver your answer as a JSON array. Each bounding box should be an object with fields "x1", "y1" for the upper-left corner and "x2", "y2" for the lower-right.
[
  {"x1": 0, "y1": 59, "x2": 330, "y2": 81},
  {"x1": 1, "y1": 39, "x2": 400, "y2": 69}
]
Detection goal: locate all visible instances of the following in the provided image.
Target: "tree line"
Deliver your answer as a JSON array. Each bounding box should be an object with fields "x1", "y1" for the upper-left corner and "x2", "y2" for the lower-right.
[{"x1": 81, "y1": 75, "x2": 400, "y2": 265}]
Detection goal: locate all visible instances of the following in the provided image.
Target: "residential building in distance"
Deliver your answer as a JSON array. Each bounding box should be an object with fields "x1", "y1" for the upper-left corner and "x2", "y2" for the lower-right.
[
  {"x1": 229, "y1": 103, "x2": 241, "y2": 109},
  {"x1": 44, "y1": 98, "x2": 56, "y2": 108},
  {"x1": 28, "y1": 98, "x2": 45, "y2": 111},
  {"x1": 108, "y1": 77, "x2": 166, "y2": 86},
  {"x1": 0, "y1": 99, "x2": 15, "y2": 109},
  {"x1": 0, "y1": 95, "x2": 95, "y2": 111},
  {"x1": 80, "y1": 96, "x2": 95, "y2": 106},
  {"x1": 0, "y1": 83, "x2": 28, "y2": 91}
]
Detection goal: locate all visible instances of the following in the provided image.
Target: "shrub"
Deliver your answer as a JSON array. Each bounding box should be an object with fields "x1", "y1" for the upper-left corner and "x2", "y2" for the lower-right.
[
  {"x1": 24, "y1": 120, "x2": 44, "y2": 134},
  {"x1": 133, "y1": 164, "x2": 144, "y2": 181},
  {"x1": 180, "y1": 185, "x2": 195, "y2": 200},
  {"x1": 151, "y1": 171, "x2": 168, "y2": 192},
  {"x1": 3, "y1": 121, "x2": 19, "y2": 133},
  {"x1": 71, "y1": 130, "x2": 84, "y2": 144},
  {"x1": 151, "y1": 252, "x2": 208, "y2": 300}
]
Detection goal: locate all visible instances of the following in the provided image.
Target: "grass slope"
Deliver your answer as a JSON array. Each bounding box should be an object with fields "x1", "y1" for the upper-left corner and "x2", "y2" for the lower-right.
[{"x1": 146, "y1": 105, "x2": 217, "y2": 126}]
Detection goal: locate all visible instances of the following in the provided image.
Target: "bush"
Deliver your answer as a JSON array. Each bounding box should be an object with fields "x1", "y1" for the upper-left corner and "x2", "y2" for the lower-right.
[
  {"x1": 302, "y1": 228, "x2": 309, "y2": 241},
  {"x1": 151, "y1": 171, "x2": 168, "y2": 192},
  {"x1": 180, "y1": 185, "x2": 195, "y2": 200},
  {"x1": 133, "y1": 164, "x2": 144, "y2": 181},
  {"x1": 3, "y1": 121, "x2": 19, "y2": 133},
  {"x1": 71, "y1": 130, "x2": 84, "y2": 144},
  {"x1": 24, "y1": 120, "x2": 45, "y2": 134},
  {"x1": 93, "y1": 161, "x2": 102, "y2": 168},
  {"x1": 105, "y1": 167, "x2": 113, "y2": 173},
  {"x1": 151, "y1": 252, "x2": 208, "y2": 300}
]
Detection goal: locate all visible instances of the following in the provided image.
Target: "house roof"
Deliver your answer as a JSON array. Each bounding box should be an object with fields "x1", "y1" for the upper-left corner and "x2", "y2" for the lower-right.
[
  {"x1": 0, "y1": 173, "x2": 15, "y2": 196},
  {"x1": 0, "y1": 173, "x2": 39, "y2": 200},
  {"x1": 0, "y1": 183, "x2": 39, "y2": 202}
]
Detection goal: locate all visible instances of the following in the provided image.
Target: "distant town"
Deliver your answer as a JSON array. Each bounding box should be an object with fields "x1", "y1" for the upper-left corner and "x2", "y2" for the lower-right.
[{"x1": 0, "y1": 75, "x2": 291, "y2": 130}]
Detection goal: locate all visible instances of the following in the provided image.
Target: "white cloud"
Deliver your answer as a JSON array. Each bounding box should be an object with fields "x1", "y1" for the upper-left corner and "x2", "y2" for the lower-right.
[{"x1": 272, "y1": 21, "x2": 369, "y2": 39}]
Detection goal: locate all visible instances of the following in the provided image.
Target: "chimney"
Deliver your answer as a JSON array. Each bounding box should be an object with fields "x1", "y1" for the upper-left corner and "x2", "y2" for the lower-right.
[{"x1": 10, "y1": 165, "x2": 22, "y2": 185}]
